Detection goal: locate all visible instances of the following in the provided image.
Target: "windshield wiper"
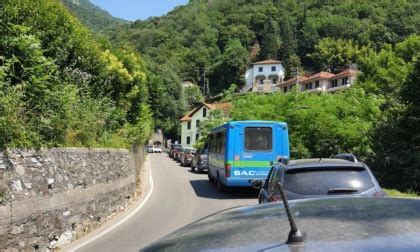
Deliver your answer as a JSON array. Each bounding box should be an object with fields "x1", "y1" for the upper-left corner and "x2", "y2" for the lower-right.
[{"x1": 328, "y1": 188, "x2": 358, "y2": 193}]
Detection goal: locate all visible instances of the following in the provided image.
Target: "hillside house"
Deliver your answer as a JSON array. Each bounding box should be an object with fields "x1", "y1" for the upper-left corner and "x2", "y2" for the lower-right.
[
  {"x1": 278, "y1": 69, "x2": 358, "y2": 94},
  {"x1": 243, "y1": 60, "x2": 285, "y2": 93},
  {"x1": 180, "y1": 102, "x2": 231, "y2": 147}
]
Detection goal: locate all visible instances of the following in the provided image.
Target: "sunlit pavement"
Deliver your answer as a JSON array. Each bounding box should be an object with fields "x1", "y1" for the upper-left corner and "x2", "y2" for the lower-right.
[{"x1": 75, "y1": 153, "x2": 258, "y2": 252}]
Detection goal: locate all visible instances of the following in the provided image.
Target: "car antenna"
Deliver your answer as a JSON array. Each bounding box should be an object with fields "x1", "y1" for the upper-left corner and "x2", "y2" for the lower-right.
[{"x1": 277, "y1": 180, "x2": 307, "y2": 244}]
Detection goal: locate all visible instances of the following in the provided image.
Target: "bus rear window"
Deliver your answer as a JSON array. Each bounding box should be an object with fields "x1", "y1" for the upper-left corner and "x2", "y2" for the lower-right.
[{"x1": 245, "y1": 127, "x2": 272, "y2": 151}]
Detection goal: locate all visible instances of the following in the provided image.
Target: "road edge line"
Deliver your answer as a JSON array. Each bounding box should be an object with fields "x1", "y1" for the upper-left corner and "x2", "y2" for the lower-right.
[{"x1": 66, "y1": 155, "x2": 154, "y2": 252}]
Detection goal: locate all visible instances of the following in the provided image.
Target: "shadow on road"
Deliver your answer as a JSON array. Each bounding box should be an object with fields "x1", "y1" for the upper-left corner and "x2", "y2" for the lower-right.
[
  {"x1": 189, "y1": 179, "x2": 259, "y2": 200},
  {"x1": 187, "y1": 169, "x2": 207, "y2": 175}
]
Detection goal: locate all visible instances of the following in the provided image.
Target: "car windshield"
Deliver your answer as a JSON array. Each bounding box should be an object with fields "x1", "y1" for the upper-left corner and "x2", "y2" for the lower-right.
[{"x1": 282, "y1": 167, "x2": 374, "y2": 195}]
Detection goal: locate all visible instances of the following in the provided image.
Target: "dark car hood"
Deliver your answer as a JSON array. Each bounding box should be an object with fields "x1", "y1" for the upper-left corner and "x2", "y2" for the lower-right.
[{"x1": 143, "y1": 197, "x2": 420, "y2": 251}]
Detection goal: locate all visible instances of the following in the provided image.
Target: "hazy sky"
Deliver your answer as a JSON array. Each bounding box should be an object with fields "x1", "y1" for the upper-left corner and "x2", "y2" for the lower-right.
[{"x1": 90, "y1": 0, "x2": 189, "y2": 21}]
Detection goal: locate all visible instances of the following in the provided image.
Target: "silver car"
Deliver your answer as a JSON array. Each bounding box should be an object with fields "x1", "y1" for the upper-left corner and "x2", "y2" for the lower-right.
[
  {"x1": 143, "y1": 197, "x2": 420, "y2": 251},
  {"x1": 255, "y1": 158, "x2": 385, "y2": 203}
]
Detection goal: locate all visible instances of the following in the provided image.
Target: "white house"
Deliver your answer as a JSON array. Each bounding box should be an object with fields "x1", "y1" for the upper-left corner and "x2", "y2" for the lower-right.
[
  {"x1": 243, "y1": 60, "x2": 285, "y2": 93},
  {"x1": 180, "y1": 102, "x2": 231, "y2": 147}
]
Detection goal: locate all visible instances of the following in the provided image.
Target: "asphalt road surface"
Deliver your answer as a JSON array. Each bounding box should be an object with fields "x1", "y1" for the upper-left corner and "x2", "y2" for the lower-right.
[{"x1": 76, "y1": 153, "x2": 258, "y2": 252}]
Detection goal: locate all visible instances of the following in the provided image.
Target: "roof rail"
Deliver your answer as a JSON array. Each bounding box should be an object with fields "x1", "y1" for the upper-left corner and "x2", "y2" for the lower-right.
[{"x1": 335, "y1": 153, "x2": 359, "y2": 163}]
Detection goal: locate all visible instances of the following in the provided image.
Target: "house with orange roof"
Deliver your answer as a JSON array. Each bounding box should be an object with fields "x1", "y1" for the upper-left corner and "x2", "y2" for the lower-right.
[
  {"x1": 277, "y1": 76, "x2": 309, "y2": 93},
  {"x1": 180, "y1": 102, "x2": 231, "y2": 147},
  {"x1": 299, "y1": 71, "x2": 335, "y2": 93},
  {"x1": 278, "y1": 68, "x2": 358, "y2": 94},
  {"x1": 242, "y1": 60, "x2": 285, "y2": 93}
]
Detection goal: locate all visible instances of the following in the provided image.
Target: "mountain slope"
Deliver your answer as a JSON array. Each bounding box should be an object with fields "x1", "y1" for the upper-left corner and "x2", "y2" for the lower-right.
[
  {"x1": 119, "y1": 0, "x2": 419, "y2": 93},
  {"x1": 61, "y1": 0, "x2": 129, "y2": 33}
]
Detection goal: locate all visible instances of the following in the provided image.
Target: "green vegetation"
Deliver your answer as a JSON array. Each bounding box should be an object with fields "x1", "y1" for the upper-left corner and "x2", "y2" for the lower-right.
[
  {"x1": 61, "y1": 0, "x2": 129, "y2": 34},
  {"x1": 384, "y1": 189, "x2": 419, "y2": 198},
  {"x1": 230, "y1": 88, "x2": 382, "y2": 159},
  {"x1": 1, "y1": 0, "x2": 419, "y2": 192},
  {"x1": 110, "y1": 0, "x2": 419, "y2": 93},
  {"x1": 0, "y1": 0, "x2": 152, "y2": 148},
  {"x1": 215, "y1": 35, "x2": 419, "y2": 192}
]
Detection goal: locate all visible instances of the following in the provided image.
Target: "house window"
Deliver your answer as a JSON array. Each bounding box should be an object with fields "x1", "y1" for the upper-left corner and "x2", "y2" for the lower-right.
[
  {"x1": 283, "y1": 87, "x2": 287, "y2": 93},
  {"x1": 271, "y1": 66, "x2": 276, "y2": 71},
  {"x1": 315, "y1": 81, "x2": 319, "y2": 88},
  {"x1": 196, "y1": 133, "x2": 200, "y2": 141},
  {"x1": 203, "y1": 108, "x2": 207, "y2": 117},
  {"x1": 196, "y1": 119, "x2": 200, "y2": 128},
  {"x1": 258, "y1": 67, "x2": 263, "y2": 72},
  {"x1": 342, "y1": 77, "x2": 349, "y2": 85},
  {"x1": 187, "y1": 121, "x2": 191, "y2": 129},
  {"x1": 306, "y1": 83, "x2": 312, "y2": 90},
  {"x1": 187, "y1": 136, "x2": 191, "y2": 145},
  {"x1": 272, "y1": 78, "x2": 278, "y2": 84},
  {"x1": 332, "y1": 79, "x2": 338, "y2": 87},
  {"x1": 259, "y1": 79, "x2": 264, "y2": 84}
]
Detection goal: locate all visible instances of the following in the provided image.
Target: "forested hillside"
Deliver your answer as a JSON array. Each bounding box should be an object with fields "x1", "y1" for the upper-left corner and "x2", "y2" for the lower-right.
[
  {"x1": 113, "y1": 0, "x2": 419, "y2": 93},
  {"x1": 61, "y1": 0, "x2": 129, "y2": 33}
]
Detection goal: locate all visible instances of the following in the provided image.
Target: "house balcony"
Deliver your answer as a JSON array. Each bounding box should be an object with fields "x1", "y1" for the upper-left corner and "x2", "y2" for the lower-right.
[
  {"x1": 251, "y1": 80, "x2": 280, "y2": 93},
  {"x1": 328, "y1": 84, "x2": 352, "y2": 92}
]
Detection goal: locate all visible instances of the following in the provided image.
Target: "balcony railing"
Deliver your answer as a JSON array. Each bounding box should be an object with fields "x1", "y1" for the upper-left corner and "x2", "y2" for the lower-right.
[{"x1": 328, "y1": 84, "x2": 351, "y2": 92}]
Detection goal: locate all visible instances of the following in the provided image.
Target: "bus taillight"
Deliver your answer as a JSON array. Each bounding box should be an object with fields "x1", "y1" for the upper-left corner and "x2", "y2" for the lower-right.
[{"x1": 225, "y1": 164, "x2": 231, "y2": 177}]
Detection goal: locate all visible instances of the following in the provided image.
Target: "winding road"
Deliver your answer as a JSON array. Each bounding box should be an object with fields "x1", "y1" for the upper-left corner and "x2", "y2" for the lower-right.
[{"x1": 75, "y1": 153, "x2": 258, "y2": 251}]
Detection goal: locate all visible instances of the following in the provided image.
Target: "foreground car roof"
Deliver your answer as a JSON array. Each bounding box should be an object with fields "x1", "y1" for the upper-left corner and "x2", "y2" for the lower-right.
[
  {"x1": 285, "y1": 158, "x2": 365, "y2": 169},
  {"x1": 143, "y1": 197, "x2": 420, "y2": 251}
]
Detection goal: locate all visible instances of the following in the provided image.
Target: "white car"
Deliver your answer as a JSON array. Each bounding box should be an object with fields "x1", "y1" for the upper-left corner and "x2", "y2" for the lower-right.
[{"x1": 152, "y1": 146, "x2": 162, "y2": 153}]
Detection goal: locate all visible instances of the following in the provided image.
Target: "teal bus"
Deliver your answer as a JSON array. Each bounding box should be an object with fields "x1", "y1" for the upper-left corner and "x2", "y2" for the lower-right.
[{"x1": 207, "y1": 120, "x2": 290, "y2": 191}]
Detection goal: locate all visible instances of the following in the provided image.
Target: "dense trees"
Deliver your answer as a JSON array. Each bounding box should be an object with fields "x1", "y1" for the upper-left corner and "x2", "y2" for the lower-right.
[
  {"x1": 60, "y1": 0, "x2": 419, "y2": 162},
  {"x1": 108, "y1": 0, "x2": 418, "y2": 94},
  {"x1": 1, "y1": 0, "x2": 418, "y2": 190},
  {"x1": 0, "y1": 0, "x2": 152, "y2": 147},
  {"x1": 61, "y1": 0, "x2": 128, "y2": 34},
  {"x1": 230, "y1": 88, "x2": 383, "y2": 160},
  {"x1": 223, "y1": 35, "x2": 420, "y2": 191}
]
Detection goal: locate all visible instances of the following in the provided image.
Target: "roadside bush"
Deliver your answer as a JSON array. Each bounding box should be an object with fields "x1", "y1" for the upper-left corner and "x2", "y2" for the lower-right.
[{"x1": 230, "y1": 88, "x2": 383, "y2": 159}]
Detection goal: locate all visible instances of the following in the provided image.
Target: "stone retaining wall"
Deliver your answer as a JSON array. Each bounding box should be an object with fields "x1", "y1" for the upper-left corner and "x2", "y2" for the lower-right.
[{"x1": 0, "y1": 147, "x2": 146, "y2": 251}]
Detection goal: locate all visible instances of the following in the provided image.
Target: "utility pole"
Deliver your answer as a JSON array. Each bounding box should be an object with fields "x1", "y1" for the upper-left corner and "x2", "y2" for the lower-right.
[
  {"x1": 203, "y1": 68, "x2": 206, "y2": 96},
  {"x1": 202, "y1": 68, "x2": 210, "y2": 97}
]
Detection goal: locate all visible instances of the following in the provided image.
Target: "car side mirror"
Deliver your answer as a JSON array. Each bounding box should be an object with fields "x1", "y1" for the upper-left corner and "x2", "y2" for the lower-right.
[{"x1": 251, "y1": 180, "x2": 263, "y2": 189}]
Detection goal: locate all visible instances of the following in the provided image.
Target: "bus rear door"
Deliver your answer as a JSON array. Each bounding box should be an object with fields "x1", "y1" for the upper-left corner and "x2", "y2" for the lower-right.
[{"x1": 231, "y1": 123, "x2": 276, "y2": 185}]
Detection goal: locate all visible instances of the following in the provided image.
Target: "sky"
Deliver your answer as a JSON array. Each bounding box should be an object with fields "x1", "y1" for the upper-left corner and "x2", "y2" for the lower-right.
[{"x1": 90, "y1": 0, "x2": 189, "y2": 21}]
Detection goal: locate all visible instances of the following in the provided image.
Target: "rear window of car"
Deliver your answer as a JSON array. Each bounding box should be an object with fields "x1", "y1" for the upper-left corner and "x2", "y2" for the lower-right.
[
  {"x1": 244, "y1": 127, "x2": 272, "y2": 151},
  {"x1": 283, "y1": 167, "x2": 374, "y2": 195}
]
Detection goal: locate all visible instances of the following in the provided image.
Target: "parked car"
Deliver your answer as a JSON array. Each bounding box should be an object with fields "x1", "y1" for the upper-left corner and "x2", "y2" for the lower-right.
[
  {"x1": 191, "y1": 148, "x2": 208, "y2": 173},
  {"x1": 143, "y1": 197, "x2": 420, "y2": 251},
  {"x1": 169, "y1": 144, "x2": 182, "y2": 158},
  {"x1": 255, "y1": 157, "x2": 385, "y2": 203},
  {"x1": 171, "y1": 145, "x2": 182, "y2": 159},
  {"x1": 146, "y1": 145, "x2": 154, "y2": 153},
  {"x1": 152, "y1": 146, "x2": 162, "y2": 153},
  {"x1": 180, "y1": 147, "x2": 196, "y2": 166}
]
